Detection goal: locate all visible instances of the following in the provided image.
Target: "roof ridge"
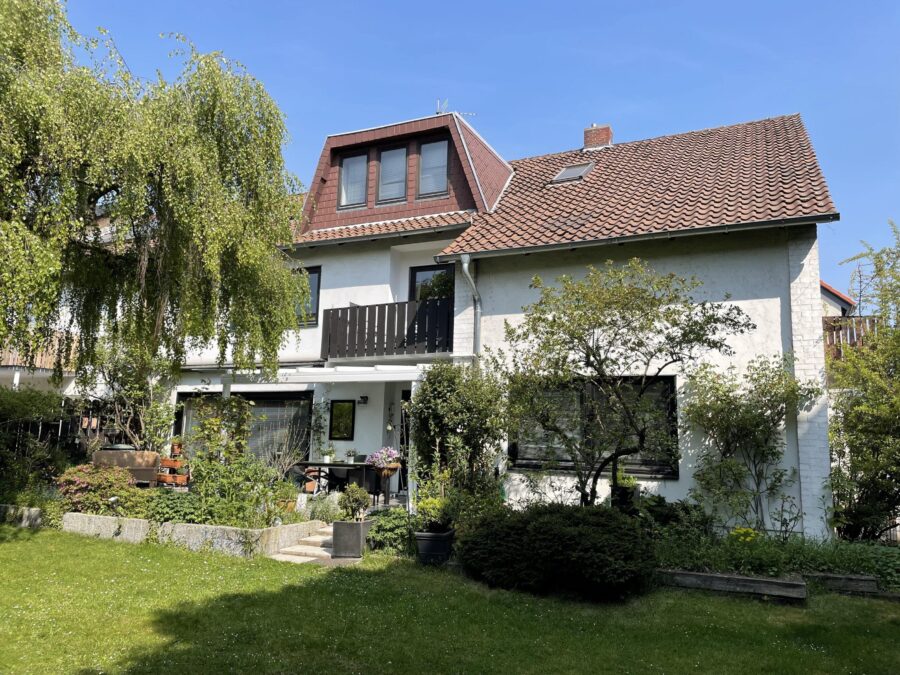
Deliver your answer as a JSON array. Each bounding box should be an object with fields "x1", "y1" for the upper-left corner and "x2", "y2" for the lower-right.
[{"x1": 510, "y1": 113, "x2": 804, "y2": 164}]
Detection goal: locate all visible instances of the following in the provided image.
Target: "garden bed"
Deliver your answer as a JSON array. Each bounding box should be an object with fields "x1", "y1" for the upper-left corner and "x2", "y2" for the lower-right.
[{"x1": 60, "y1": 512, "x2": 325, "y2": 557}]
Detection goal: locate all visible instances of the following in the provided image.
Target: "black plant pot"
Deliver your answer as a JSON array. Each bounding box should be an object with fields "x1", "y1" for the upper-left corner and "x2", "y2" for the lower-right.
[
  {"x1": 332, "y1": 520, "x2": 372, "y2": 558},
  {"x1": 611, "y1": 485, "x2": 640, "y2": 512},
  {"x1": 414, "y1": 529, "x2": 455, "y2": 565}
]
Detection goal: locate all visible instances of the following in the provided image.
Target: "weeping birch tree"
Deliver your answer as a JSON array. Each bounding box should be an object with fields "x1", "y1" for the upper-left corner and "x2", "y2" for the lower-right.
[{"x1": 0, "y1": 0, "x2": 307, "y2": 385}]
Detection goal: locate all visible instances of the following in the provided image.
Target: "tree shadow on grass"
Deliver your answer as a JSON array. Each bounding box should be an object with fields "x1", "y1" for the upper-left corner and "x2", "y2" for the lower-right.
[
  {"x1": 0, "y1": 524, "x2": 39, "y2": 544},
  {"x1": 118, "y1": 559, "x2": 454, "y2": 674}
]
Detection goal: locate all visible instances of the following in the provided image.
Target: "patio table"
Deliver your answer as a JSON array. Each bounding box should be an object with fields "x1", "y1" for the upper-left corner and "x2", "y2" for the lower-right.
[{"x1": 295, "y1": 460, "x2": 385, "y2": 504}]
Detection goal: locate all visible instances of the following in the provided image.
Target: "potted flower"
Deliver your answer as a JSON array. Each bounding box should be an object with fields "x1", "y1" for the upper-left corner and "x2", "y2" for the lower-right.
[
  {"x1": 321, "y1": 443, "x2": 336, "y2": 464},
  {"x1": 170, "y1": 437, "x2": 183, "y2": 457},
  {"x1": 413, "y1": 496, "x2": 454, "y2": 565},
  {"x1": 366, "y1": 446, "x2": 402, "y2": 504},
  {"x1": 333, "y1": 483, "x2": 372, "y2": 558}
]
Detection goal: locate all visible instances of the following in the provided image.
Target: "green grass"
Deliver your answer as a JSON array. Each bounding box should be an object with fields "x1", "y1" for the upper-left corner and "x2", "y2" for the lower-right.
[{"x1": 1, "y1": 526, "x2": 899, "y2": 674}]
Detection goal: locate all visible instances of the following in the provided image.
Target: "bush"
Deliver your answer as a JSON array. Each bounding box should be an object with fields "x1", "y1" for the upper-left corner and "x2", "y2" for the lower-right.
[
  {"x1": 414, "y1": 496, "x2": 451, "y2": 533},
  {"x1": 459, "y1": 503, "x2": 656, "y2": 601},
  {"x1": 338, "y1": 483, "x2": 370, "y2": 521},
  {"x1": 446, "y1": 485, "x2": 507, "y2": 542},
  {"x1": 56, "y1": 464, "x2": 149, "y2": 517},
  {"x1": 307, "y1": 493, "x2": 341, "y2": 524},
  {"x1": 146, "y1": 490, "x2": 205, "y2": 524},
  {"x1": 188, "y1": 452, "x2": 279, "y2": 528},
  {"x1": 368, "y1": 508, "x2": 414, "y2": 554},
  {"x1": 655, "y1": 526, "x2": 900, "y2": 591}
]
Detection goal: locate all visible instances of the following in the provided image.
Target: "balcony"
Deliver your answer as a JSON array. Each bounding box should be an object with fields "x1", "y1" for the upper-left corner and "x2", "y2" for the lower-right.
[
  {"x1": 321, "y1": 298, "x2": 453, "y2": 360},
  {"x1": 823, "y1": 316, "x2": 878, "y2": 360}
]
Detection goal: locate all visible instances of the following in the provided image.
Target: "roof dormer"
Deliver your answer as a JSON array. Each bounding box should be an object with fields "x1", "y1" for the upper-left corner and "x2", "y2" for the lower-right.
[{"x1": 298, "y1": 113, "x2": 512, "y2": 239}]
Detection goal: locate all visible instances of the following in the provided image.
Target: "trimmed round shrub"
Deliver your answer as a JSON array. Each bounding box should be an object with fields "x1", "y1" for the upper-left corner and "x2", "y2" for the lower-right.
[
  {"x1": 56, "y1": 464, "x2": 148, "y2": 516},
  {"x1": 458, "y1": 503, "x2": 656, "y2": 601}
]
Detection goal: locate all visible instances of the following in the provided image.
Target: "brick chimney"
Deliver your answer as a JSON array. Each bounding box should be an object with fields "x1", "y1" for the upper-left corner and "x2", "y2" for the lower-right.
[{"x1": 584, "y1": 123, "x2": 612, "y2": 149}]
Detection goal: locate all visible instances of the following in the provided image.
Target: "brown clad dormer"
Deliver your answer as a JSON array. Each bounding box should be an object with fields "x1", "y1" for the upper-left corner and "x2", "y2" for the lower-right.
[{"x1": 297, "y1": 113, "x2": 513, "y2": 241}]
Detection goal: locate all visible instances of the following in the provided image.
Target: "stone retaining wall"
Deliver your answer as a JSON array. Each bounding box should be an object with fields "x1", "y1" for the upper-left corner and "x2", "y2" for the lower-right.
[
  {"x1": 60, "y1": 511, "x2": 324, "y2": 557},
  {"x1": 0, "y1": 504, "x2": 42, "y2": 528}
]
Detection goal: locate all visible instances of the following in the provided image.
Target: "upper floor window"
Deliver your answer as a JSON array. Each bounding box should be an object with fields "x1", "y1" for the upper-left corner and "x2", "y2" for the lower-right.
[
  {"x1": 409, "y1": 263, "x2": 454, "y2": 301},
  {"x1": 295, "y1": 266, "x2": 321, "y2": 326},
  {"x1": 418, "y1": 140, "x2": 449, "y2": 197},
  {"x1": 378, "y1": 147, "x2": 407, "y2": 203},
  {"x1": 339, "y1": 154, "x2": 367, "y2": 208}
]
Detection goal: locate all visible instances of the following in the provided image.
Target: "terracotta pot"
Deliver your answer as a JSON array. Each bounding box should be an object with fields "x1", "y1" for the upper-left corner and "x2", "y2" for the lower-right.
[
  {"x1": 157, "y1": 472, "x2": 188, "y2": 486},
  {"x1": 171, "y1": 442, "x2": 183, "y2": 456},
  {"x1": 159, "y1": 457, "x2": 183, "y2": 470}
]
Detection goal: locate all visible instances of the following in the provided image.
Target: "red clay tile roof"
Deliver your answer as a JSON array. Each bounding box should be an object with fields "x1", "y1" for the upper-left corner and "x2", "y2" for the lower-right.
[
  {"x1": 438, "y1": 114, "x2": 838, "y2": 258},
  {"x1": 295, "y1": 210, "x2": 472, "y2": 245},
  {"x1": 820, "y1": 280, "x2": 856, "y2": 308}
]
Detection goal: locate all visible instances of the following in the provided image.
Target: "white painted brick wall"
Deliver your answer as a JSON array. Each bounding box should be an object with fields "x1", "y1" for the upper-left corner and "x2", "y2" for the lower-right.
[{"x1": 787, "y1": 226, "x2": 831, "y2": 538}]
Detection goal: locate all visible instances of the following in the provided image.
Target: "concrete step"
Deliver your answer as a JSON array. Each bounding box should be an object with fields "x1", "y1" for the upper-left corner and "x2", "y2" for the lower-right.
[
  {"x1": 269, "y1": 553, "x2": 317, "y2": 565},
  {"x1": 316, "y1": 526, "x2": 333, "y2": 536},
  {"x1": 279, "y1": 544, "x2": 333, "y2": 560},
  {"x1": 299, "y1": 534, "x2": 333, "y2": 548}
]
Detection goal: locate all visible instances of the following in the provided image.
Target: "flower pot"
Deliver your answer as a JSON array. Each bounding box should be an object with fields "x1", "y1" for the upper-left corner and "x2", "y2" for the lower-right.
[
  {"x1": 171, "y1": 442, "x2": 183, "y2": 456},
  {"x1": 157, "y1": 472, "x2": 188, "y2": 486},
  {"x1": 414, "y1": 529, "x2": 455, "y2": 565},
  {"x1": 377, "y1": 463, "x2": 401, "y2": 479},
  {"x1": 332, "y1": 520, "x2": 372, "y2": 558},
  {"x1": 322, "y1": 455, "x2": 333, "y2": 464},
  {"x1": 159, "y1": 457, "x2": 183, "y2": 470}
]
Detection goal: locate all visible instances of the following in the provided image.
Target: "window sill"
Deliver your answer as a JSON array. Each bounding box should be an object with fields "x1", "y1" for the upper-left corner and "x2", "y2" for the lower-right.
[
  {"x1": 375, "y1": 198, "x2": 407, "y2": 207},
  {"x1": 415, "y1": 192, "x2": 450, "y2": 203},
  {"x1": 336, "y1": 204, "x2": 367, "y2": 212},
  {"x1": 508, "y1": 462, "x2": 679, "y2": 481}
]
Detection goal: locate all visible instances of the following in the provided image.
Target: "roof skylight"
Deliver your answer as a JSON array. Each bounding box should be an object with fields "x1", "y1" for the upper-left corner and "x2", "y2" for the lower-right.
[{"x1": 551, "y1": 162, "x2": 593, "y2": 184}]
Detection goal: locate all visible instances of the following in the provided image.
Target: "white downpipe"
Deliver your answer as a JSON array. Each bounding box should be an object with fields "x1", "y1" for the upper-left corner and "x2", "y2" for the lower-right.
[{"x1": 460, "y1": 254, "x2": 482, "y2": 356}]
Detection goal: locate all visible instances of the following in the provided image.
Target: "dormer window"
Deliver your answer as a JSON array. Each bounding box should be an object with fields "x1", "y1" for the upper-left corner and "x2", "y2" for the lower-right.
[
  {"x1": 378, "y1": 147, "x2": 407, "y2": 203},
  {"x1": 551, "y1": 162, "x2": 593, "y2": 184},
  {"x1": 419, "y1": 140, "x2": 449, "y2": 197},
  {"x1": 339, "y1": 154, "x2": 368, "y2": 208}
]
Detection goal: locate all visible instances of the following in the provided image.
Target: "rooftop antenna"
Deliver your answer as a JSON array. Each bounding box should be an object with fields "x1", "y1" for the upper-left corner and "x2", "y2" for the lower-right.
[{"x1": 435, "y1": 98, "x2": 449, "y2": 115}]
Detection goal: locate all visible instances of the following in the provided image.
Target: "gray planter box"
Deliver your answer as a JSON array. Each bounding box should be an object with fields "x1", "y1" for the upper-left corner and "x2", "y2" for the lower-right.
[
  {"x1": 332, "y1": 520, "x2": 372, "y2": 558},
  {"x1": 0, "y1": 504, "x2": 42, "y2": 528}
]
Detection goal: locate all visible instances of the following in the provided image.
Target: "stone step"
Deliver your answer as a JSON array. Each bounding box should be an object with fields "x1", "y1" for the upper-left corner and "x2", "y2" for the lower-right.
[
  {"x1": 299, "y1": 534, "x2": 333, "y2": 548},
  {"x1": 279, "y1": 544, "x2": 333, "y2": 560},
  {"x1": 316, "y1": 526, "x2": 333, "y2": 536},
  {"x1": 269, "y1": 553, "x2": 317, "y2": 565}
]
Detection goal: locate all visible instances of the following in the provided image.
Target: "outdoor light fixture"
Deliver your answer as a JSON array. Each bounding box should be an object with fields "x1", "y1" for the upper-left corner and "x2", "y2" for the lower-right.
[{"x1": 357, "y1": 395, "x2": 368, "y2": 405}]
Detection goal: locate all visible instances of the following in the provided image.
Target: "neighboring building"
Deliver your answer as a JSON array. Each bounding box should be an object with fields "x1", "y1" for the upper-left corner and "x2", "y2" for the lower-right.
[
  {"x1": 168, "y1": 112, "x2": 838, "y2": 537},
  {"x1": 821, "y1": 280, "x2": 856, "y2": 317}
]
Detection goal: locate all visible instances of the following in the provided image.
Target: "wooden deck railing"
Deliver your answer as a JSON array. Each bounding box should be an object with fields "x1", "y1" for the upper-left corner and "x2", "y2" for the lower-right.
[
  {"x1": 823, "y1": 316, "x2": 879, "y2": 360},
  {"x1": 321, "y1": 298, "x2": 453, "y2": 360}
]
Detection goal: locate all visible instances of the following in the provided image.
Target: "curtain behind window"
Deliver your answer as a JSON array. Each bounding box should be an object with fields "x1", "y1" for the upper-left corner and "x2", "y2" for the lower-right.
[{"x1": 419, "y1": 141, "x2": 448, "y2": 195}]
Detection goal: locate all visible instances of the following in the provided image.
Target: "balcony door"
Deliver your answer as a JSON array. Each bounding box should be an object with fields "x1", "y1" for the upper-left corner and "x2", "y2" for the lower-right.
[{"x1": 409, "y1": 264, "x2": 454, "y2": 301}]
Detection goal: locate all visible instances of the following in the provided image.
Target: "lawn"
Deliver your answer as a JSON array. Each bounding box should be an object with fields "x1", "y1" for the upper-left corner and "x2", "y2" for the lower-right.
[{"x1": 1, "y1": 526, "x2": 899, "y2": 674}]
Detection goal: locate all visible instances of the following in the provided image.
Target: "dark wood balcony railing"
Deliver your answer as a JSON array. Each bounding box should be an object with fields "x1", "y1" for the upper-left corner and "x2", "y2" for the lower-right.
[
  {"x1": 823, "y1": 316, "x2": 879, "y2": 360},
  {"x1": 321, "y1": 298, "x2": 453, "y2": 360}
]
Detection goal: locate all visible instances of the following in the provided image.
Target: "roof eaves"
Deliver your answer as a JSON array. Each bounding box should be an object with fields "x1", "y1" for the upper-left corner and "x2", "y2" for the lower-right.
[
  {"x1": 435, "y1": 212, "x2": 840, "y2": 262},
  {"x1": 325, "y1": 113, "x2": 453, "y2": 139},
  {"x1": 820, "y1": 280, "x2": 856, "y2": 307},
  {"x1": 294, "y1": 222, "x2": 471, "y2": 249},
  {"x1": 453, "y1": 114, "x2": 488, "y2": 212}
]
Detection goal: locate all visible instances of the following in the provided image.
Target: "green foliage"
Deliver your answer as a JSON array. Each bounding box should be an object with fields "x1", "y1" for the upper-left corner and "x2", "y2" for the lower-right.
[
  {"x1": 338, "y1": 483, "x2": 370, "y2": 522},
  {"x1": 445, "y1": 482, "x2": 507, "y2": 542},
  {"x1": 0, "y1": 0, "x2": 306, "y2": 380},
  {"x1": 187, "y1": 452, "x2": 278, "y2": 528},
  {"x1": 186, "y1": 396, "x2": 254, "y2": 463},
  {"x1": 145, "y1": 489, "x2": 204, "y2": 524},
  {"x1": 414, "y1": 496, "x2": 452, "y2": 533},
  {"x1": 271, "y1": 480, "x2": 299, "y2": 505},
  {"x1": 367, "y1": 508, "x2": 414, "y2": 554},
  {"x1": 0, "y1": 386, "x2": 62, "y2": 422},
  {"x1": 459, "y1": 503, "x2": 656, "y2": 601},
  {"x1": 306, "y1": 493, "x2": 340, "y2": 524},
  {"x1": 655, "y1": 526, "x2": 900, "y2": 591},
  {"x1": 406, "y1": 360, "x2": 506, "y2": 488},
  {"x1": 683, "y1": 356, "x2": 820, "y2": 535},
  {"x1": 500, "y1": 259, "x2": 753, "y2": 506},
  {"x1": 56, "y1": 464, "x2": 148, "y2": 516},
  {"x1": 829, "y1": 223, "x2": 900, "y2": 541}
]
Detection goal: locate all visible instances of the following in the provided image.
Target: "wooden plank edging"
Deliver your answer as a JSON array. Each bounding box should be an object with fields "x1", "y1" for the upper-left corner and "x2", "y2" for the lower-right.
[{"x1": 657, "y1": 569, "x2": 807, "y2": 602}]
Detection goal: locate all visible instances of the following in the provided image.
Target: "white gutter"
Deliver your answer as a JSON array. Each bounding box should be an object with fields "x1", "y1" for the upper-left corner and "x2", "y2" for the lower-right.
[{"x1": 460, "y1": 254, "x2": 482, "y2": 355}]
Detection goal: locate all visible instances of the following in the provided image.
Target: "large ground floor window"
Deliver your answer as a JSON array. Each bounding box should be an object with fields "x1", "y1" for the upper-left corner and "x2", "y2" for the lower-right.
[
  {"x1": 177, "y1": 392, "x2": 313, "y2": 460},
  {"x1": 509, "y1": 376, "x2": 679, "y2": 478}
]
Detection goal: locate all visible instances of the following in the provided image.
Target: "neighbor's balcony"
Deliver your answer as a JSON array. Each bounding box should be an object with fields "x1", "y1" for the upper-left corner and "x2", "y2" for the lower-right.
[
  {"x1": 823, "y1": 316, "x2": 878, "y2": 360},
  {"x1": 320, "y1": 298, "x2": 453, "y2": 360}
]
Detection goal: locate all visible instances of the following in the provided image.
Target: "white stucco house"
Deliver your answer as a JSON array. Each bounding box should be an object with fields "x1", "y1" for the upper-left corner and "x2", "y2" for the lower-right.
[{"x1": 165, "y1": 112, "x2": 841, "y2": 536}]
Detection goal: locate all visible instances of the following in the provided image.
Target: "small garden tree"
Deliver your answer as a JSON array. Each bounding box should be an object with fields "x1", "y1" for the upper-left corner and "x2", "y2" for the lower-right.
[
  {"x1": 683, "y1": 357, "x2": 820, "y2": 536},
  {"x1": 501, "y1": 259, "x2": 753, "y2": 506},
  {"x1": 407, "y1": 360, "x2": 506, "y2": 490},
  {"x1": 829, "y1": 222, "x2": 900, "y2": 541}
]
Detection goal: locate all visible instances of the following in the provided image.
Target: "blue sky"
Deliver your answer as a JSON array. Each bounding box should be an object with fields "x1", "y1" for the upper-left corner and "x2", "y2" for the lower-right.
[{"x1": 68, "y1": 1, "x2": 900, "y2": 291}]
